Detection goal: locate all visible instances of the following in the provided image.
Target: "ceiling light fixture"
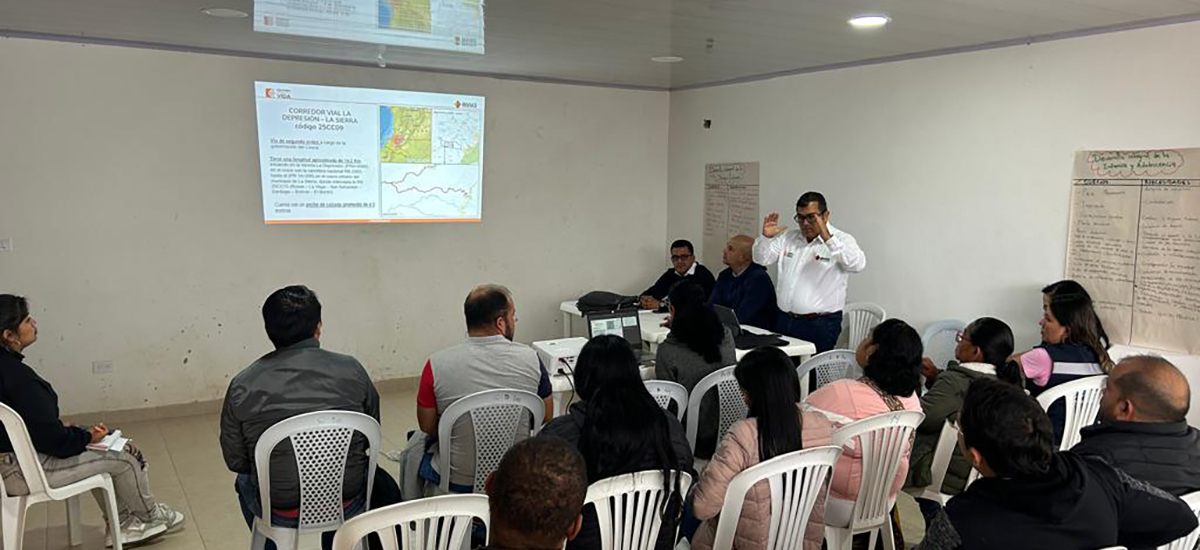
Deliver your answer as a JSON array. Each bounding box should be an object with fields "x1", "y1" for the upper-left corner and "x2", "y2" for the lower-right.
[
  {"x1": 848, "y1": 14, "x2": 890, "y2": 29},
  {"x1": 651, "y1": 56, "x2": 684, "y2": 63},
  {"x1": 202, "y1": 7, "x2": 249, "y2": 19}
]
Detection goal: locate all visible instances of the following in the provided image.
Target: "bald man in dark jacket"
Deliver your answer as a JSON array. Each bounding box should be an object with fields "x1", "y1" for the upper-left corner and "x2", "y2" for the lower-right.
[{"x1": 1073, "y1": 355, "x2": 1200, "y2": 496}]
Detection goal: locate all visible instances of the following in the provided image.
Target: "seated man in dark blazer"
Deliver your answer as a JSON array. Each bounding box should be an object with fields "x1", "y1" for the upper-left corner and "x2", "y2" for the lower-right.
[
  {"x1": 639, "y1": 239, "x2": 715, "y2": 310},
  {"x1": 708, "y1": 234, "x2": 778, "y2": 330},
  {"x1": 1073, "y1": 355, "x2": 1200, "y2": 496}
]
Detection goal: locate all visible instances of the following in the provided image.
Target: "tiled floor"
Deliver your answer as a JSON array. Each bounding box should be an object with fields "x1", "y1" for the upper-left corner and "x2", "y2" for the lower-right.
[{"x1": 16, "y1": 388, "x2": 926, "y2": 550}]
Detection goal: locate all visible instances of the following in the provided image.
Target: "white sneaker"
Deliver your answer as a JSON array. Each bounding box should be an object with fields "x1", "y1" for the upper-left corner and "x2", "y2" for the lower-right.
[
  {"x1": 148, "y1": 503, "x2": 187, "y2": 533},
  {"x1": 105, "y1": 517, "x2": 168, "y2": 548}
]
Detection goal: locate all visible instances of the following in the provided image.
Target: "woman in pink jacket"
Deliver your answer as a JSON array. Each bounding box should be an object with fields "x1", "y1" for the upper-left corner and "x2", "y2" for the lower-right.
[
  {"x1": 804, "y1": 318, "x2": 923, "y2": 537},
  {"x1": 691, "y1": 347, "x2": 834, "y2": 550}
]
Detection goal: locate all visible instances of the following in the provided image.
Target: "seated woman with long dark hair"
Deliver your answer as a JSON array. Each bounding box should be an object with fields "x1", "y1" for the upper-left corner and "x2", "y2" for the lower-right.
[
  {"x1": 655, "y1": 281, "x2": 735, "y2": 459},
  {"x1": 907, "y1": 317, "x2": 1021, "y2": 518},
  {"x1": 0, "y1": 295, "x2": 186, "y2": 547},
  {"x1": 805, "y1": 318, "x2": 923, "y2": 539},
  {"x1": 690, "y1": 347, "x2": 834, "y2": 550},
  {"x1": 540, "y1": 335, "x2": 694, "y2": 550},
  {"x1": 1012, "y1": 280, "x2": 1113, "y2": 445}
]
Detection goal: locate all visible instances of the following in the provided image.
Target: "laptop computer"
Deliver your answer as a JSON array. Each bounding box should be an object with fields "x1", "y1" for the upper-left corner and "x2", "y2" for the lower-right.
[
  {"x1": 585, "y1": 309, "x2": 653, "y2": 361},
  {"x1": 713, "y1": 304, "x2": 787, "y2": 350}
]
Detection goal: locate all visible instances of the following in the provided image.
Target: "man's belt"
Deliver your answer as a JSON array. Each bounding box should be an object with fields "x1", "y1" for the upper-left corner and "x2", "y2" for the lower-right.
[{"x1": 785, "y1": 311, "x2": 841, "y2": 319}]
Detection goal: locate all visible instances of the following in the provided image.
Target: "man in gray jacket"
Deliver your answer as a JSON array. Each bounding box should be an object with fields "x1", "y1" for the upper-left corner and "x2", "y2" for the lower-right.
[{"x1": 219, "y1": 285, "x2": 380, "y2": 550}]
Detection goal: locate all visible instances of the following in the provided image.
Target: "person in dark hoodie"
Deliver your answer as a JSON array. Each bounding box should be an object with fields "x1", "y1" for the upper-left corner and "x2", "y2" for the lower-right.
[
  {"x1": 918, "y1": 378, "x2": 1197, "y2": 550},
  {"x1": 540, "y1": 335, "x2": 694, "y2": 550},
  {"x1": 1073, "y1": 355, "x2": 1200, "y2": 496},
  {"x1": 709, "y1": 235, "x2": 778, "y2": 330}
]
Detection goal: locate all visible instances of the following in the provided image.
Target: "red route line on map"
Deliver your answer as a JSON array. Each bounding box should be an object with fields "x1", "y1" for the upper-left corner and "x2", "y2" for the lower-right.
[{"x1": 382, "y1": 165, "x2": 471, "y2": 197}]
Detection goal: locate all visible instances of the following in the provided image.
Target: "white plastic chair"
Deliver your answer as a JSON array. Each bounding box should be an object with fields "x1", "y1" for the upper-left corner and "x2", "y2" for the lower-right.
[
  {"x1": 796, "y1": 350, "x2": 862, "y2": 401},
  {"x1": 904, "y1": 420, "x2": 982, "y2": 505},
  {"x1": 250, "y1": 411, "x2": 381, "y2": 550},
  {"x1": 825, "y1": 411, "x2": 925, "y2": 550},
  {"x1": 843, "y1": 303, "x2": 886, "y2": 349},
  {"x1": 584, "y1": 470, "x2": 694, "y2": 550},
  {"x1": 685, "y1": 366, "x2": 746, "y2": 454},
  {"x1": 711, "y1": 446, "x2": 842, "y2": 550},
  {"x1": 1159, "y1": 491, "x2": 1200, "y2": 550},
  {"x1": 437, "y1": 389, "x2": 545, "y2": 494},
  {"x1": 0, "y1": 403, "x2": 124, "y2": 550},
  {"x1": 921, "y1": 320, "x2": 966, "y2": 374},
  {"x1": 330, "y1": 494, "x2": 489, "y2": 550},
  {"x1": 644, "y1": 381, "x2": 688, "y2": 421},
  {"x1": 904, "y1": 420, "x2": 957, "y2": 505},
  {"x1": 1035, "y1": 375, "x2": 1107, "y2": 450}
]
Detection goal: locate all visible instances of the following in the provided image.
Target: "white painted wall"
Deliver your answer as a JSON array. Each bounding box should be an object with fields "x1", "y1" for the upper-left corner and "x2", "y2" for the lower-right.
[
  {"x1": 0, "y1": 38, "x2": 669, "y2": 415},
  {"x1": 667, "y1": 22, "x2": 1200, "y2": 424}
]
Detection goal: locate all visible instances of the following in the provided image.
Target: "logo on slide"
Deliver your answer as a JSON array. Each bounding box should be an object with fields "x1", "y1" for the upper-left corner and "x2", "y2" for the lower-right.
[
  {"x1": 264, "y1": 88, "x2": 292, "y2": 99},
  {"x1": 265, "y1": 88, "x2": 274, "y2": 98}
]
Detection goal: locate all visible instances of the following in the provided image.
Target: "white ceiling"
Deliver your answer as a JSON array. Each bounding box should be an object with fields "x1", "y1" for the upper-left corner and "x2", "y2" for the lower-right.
[{"x1": 3, "y1": 0, "x2": 1199, "y2": 89}]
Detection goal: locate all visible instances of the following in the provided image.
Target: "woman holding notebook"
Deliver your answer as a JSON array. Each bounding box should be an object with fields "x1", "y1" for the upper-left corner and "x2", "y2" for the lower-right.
[{"x1": 0, "y1": 294, "x2": 185, "y2": 547}]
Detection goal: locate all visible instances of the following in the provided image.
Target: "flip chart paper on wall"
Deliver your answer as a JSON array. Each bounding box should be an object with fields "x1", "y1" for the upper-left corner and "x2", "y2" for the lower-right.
[
  {"x1": 703, "y1": 162, "x2": 760, "y2": 266},
  {"x1": 1066, "y1": 148, "x2": 1200, "y2": 354}
]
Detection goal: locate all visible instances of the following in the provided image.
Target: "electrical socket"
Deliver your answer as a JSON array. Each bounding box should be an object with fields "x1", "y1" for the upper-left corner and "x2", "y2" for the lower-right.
[
  {"x1": 92, "y1": 360, "x2": 114, "y2": 375},
  {"x1": 0, "y1": 239, "x2": 11, "y2": 252}
]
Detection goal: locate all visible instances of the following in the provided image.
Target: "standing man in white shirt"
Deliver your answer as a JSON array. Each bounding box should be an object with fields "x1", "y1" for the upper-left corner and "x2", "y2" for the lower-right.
[{"x1": 754, "y1": 191, "x2": 866, "y2": 352}]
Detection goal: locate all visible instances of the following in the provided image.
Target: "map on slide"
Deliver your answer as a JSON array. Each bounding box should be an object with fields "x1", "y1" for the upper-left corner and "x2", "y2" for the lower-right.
[
  {"x1": 381, "y1": 164, "x2": 480, "y2": 219},
  {"x1": 379, "y1": 103, "x2": 483, "y2": 220},
  {"x1": 378, "y1": 0, "x2": 432, "y2": 33},
  {"x1": 432, "y1": 109, "x2": 482, "y2": 164},
  {"x1": 380, "y1": 106, "x2": 433, "y2": 164}
]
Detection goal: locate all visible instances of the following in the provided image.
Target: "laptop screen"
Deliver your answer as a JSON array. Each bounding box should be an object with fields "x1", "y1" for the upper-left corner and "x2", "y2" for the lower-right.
[
  {"x1": 586, "y1": 309, "x2": 642, "y2": 346},
  {"x1": 712, "y1": 304, "x2": 740, "y2": 332}
]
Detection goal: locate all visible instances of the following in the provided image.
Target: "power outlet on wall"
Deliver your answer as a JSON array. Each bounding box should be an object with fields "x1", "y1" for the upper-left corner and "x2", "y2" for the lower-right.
[
  {"x1": 92, "y1": 360, "x2": 114, "y2": 375},
  {"x1": 0, "y1": 239, "x2": 11, "y2": 252}
]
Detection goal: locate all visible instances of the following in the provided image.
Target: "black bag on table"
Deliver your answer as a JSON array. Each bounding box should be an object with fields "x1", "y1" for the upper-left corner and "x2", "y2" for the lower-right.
[{"x1": 576, "y1": 291, "x2": 639, "y2": 314}]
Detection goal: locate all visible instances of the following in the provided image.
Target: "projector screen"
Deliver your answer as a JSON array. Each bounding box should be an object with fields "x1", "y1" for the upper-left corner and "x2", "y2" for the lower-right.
[
  {"x1": 254, "y1": 0, "x2": 484, "y2": 54},
  {"x1": 255, "y1": 82, "x2": 485, "y2": 224}
]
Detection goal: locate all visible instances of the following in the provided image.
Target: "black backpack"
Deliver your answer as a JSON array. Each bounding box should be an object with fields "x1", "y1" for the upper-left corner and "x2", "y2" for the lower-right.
[{"x1": 576, "y1": 291, "x2": 639, "y2": 314}]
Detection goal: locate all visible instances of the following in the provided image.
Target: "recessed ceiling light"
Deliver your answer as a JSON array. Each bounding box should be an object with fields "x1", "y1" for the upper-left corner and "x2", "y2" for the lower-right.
[
  {"x1": 651, "y1": 56, "x2": 684, "y2": 63},
  {"x1": 202, "y1": 7, "x2": 249, "y2": 19},
  {"x1": 848, "y1": 14, "x2": 890, "y2": 29}
]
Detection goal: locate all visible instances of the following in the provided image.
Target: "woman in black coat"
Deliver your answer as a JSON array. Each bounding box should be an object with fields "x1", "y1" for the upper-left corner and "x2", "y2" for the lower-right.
[
  {"x1": 0, "y1": 294, "x2": 185, "y2": 546},
  {"x1": 540, "y1": 335, "x2": 695, "y2": 550}
]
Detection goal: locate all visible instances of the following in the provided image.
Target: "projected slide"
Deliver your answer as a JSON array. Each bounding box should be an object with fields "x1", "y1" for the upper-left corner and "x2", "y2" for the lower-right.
[
  {"x1": 255, "y1": 82, "x2": 485, "y2": 224},
  {"x1": 254, "y1": 0, "x2": 484, "y2": 54}
]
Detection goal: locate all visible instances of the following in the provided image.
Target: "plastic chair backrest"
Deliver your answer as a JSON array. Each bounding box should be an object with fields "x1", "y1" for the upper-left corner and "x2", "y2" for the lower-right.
[
  {"x1": 254, "y1": 411, "x2": 381, "y2": 531},
  {"x1": 796, "y1": 351, "x2": 861, "y2": 401},
  {"x1": 437, "y1": 389, "x2": 545, "y2": 493},
  {"x1": 686, "y1": 366, "x2": 746, "y2": 453},
  {"x1": 712, "y1": 446, "x2": 842, "y2": 550},
  {"x1": 830, "y1": 411, "x2": 925, "y2": 530},
  {"x1": 584, "y1": 470, "x2": 694, "y2": 550},
  {"x1": 0, "y1": 403, "x2": 52, "y2": 499},
  {"x1": 331, "y1": 494, "x2": 489, "y2": 550},
  {"x1": 1035, "y1": 375, "x2": 1107, "y2": 450},
  {"x1": 1159, "y1": 491, "x2": 1200, "y2": 550},
  {"x1": 925, "y1": 420, "x2": 959, "y2": 496},
  {"x1": 921, "y1": 320, "x2": 966, "y2": 373},
  {"x1": 644, "y1": 381, "x2": 688, "y2": 421},
  {"x1": 843, "y1": 303, "x2": 886, "y2": 349},
  {"x1": 964, "y1": 468, "x2": 981, "y2": 489}
]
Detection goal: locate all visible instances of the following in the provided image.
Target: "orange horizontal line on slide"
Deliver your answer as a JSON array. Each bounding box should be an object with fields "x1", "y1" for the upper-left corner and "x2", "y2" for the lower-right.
[{"x1": 265, "y1": 218, "x2": 481, "y2": 225}]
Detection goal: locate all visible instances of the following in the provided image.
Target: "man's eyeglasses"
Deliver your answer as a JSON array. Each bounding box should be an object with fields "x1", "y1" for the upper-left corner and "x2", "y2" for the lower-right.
[
  {"x1": 671, "y1": 254, "x2": 694, "y2": 262},
  {"x1": 955, "y1": 331, "x2": 966, "y2": 343},
  {"x1": 794, "y1": 213, "x2": 823, "y2": 224}
]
